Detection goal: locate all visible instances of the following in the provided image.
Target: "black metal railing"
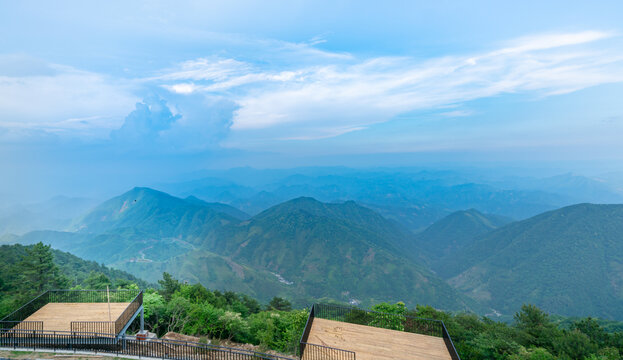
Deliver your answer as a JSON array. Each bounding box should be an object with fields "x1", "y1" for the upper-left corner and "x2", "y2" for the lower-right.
[
  {"x1": 0, "y1": 321, "x2": 43, "y2": 333},
  {"x1": 1, "y1": 289, "x2": 143, "y2": 337},
  {"x1": 70, "y1": 321, "x2": 115, "y2": 334},
  {"x1": 0, "y1": 292, "x2": 50, "y2": 324},
  {"x1": 0, "y1": 329, "x2": 296, "y2": 360},
  {"x1": 299, "y1": 343, "x2": 356, "y2": 360},
  {"x1": 305, "y1": 303, "x2": 461, "y2": 360},
  {"x1": 115, "y1": 290, "x2": 142, "y2": 334},
  {"x1": 314, "y1": 303, "x2": 443, "y2": 336},
  {"x1": 298, "y1": 304, "x2": 315, "y2": 356},
  {"x1": 298, "y1": 305, "x2": 356, "y2": 360},
  {"x1": 442, "y1": 322, "x2": 461, "y2": 360},
  {"x1": 48, "y1": 289, "x2": 140, "y2": 303}
]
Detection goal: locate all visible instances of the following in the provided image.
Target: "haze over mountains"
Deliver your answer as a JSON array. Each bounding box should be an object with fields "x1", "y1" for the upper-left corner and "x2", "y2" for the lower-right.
[{"x1": 2, "y1": 167, "x2": 623, "y2": 320}]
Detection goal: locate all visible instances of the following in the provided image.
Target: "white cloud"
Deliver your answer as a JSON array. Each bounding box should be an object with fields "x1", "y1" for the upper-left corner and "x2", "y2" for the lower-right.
[
  {"x1": 2, "y1": 31, "x2": 622, "y2": 146},
  {"x1": 158, "y1": 31, "x2": 623, "y2": 142},
  {"x1": 0, "y1": 58, "x2": 136, "y2": 138}
]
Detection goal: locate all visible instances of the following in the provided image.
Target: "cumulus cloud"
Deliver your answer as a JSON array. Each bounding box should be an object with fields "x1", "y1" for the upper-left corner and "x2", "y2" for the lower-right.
[
  {"x1": 110, "y1": 94, "x2": 235, "y2": 153},
  {"x1": 111, "y1": 95, "x2": 181, "y2": 143},
  {"x1": 157, "y1": 31, "x2": 623, "y2": 142}
]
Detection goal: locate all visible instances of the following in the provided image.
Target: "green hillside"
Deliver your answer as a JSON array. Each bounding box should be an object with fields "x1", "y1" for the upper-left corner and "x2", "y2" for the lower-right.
[
  {"x1": 445, "y1": 204, "x2": 623, "y2": 319},
  {"x1": 183, "y1": 196, "x2": 251, "y2": 220},
  {"x1": 10, "y1": 191, "x2": 483, "y2": 312},
  {"x1": 73, "y1": 187, "x2": 238, "y2": 243},
  {"x1": 414, "y1": 209, "x2": 511, "y2": 266},
  {"x1": 0, "y1": 243, "x2": 148, "y2": 317},
  {"x1": 201, "y1": 197, "x2": 481, "y2": 310}
]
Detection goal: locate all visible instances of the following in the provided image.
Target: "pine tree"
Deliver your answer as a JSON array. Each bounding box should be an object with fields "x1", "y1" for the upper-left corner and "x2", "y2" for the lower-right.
[{"x1": 19, "y1": 242, "x2": 67, "y2": 293}]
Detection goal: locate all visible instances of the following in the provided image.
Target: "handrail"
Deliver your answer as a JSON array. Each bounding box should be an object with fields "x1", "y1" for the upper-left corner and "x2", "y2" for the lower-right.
[
  {"x1": 442, "y1": 322, "x2": 461, "y2": 360},
  {"x1": 0, "y1": 291, "x2": 50, "y2": 322},
  {"x1": 2, "y1": 289, "x2": 143, "y2": 337},
  {"x1": 0, "y1": 329, "x2": 296, "y2": 360},
  {"x1": 298, "y1": 304, "x2": 315, "y2": 356},
  {"x1": 299, "y1": 342, "x2": 356, "y2": 360},
  {"x1": 315, "y1": 303, "x2": 443, "y2": 325},
  {"x1": 309, "y1": 303, "x2": 461, "y2": 360},
  {"x1": 114, "y1": 291, "x2": 142, "y2": 334},
  {"x1": 71, "y1": 321, "x2": 115, "y2": 334},
  {"x1": 0, "y1": 321, "x2": 43, "y2": 333},
  {"x1": 48, "y1": 289, "x2": 140, "y2": 303}
]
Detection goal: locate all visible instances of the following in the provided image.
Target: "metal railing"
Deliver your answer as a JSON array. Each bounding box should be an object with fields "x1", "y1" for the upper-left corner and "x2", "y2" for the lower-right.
[
  {"x1": 314, "y1": 303, "x2": 444, "y2": 336},
  {"x1": 298, "y1": 304, "x2": 315, "y2": 356},
  {"x1": 0, "y1": 329, "x2": 296, "y2": 360},
  {"x1": 48, "y1": 289, "x2": 141, "y2": 303},
  {"x1": 300, "y1": 343, "x2": 355, "y2": 360},
  {"x1": 0, "y1": 292, "x2": 50, "y2": 324},
  {"x1": 0, "y1": 321, "x2": 43, "y2": 333},
  {"x1": 115, "y1": 290, "x2": 142, "y2": 334},
  {"x1": 298, "y1": 305, "x2": 355, "y2": 360},
  {"x1": 442, "y1": 322, "x2": 461, "y2": 360},
  {"x1": 71, "y1": 321, "x2": 115, "y2": 334},
  {"x1": 302, "y1": 304, "x2": 461, "y2": 360},
  {"x1": 1, "y1": 289, "x2": 143, "y2": 337}
]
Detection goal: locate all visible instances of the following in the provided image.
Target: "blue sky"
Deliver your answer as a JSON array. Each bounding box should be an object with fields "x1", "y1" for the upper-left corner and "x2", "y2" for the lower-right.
[{"x1": 1, "y1": 0, "x2": 623, "y2": 199}]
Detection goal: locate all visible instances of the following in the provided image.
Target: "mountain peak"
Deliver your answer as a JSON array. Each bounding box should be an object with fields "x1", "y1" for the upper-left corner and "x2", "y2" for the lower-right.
[
  {"x1": 446, "y1": 203, "x2": 623, "y2": 319},
  {"x1": 415, "y1": 208, "x2": 511, "y2": 262}
]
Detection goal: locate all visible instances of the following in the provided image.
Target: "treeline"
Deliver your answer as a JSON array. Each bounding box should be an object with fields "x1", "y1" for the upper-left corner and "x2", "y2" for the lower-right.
[
  {"x1": 0, "y1": 242, "x2": 148, "y2": 317},
  {"x1": 3, "y1": 242, "x2": 623, "y2": 359},
  {"x1": 414, "y1": 304, "x2": 623, "y2": 360}
]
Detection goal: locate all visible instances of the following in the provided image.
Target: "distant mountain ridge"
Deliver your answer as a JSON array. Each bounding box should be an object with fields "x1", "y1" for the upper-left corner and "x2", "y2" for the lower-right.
[
  {"x1": 7, "y1": 188, "x2": 481, "y2": 312},
  {"x1": 443, "y1": 204, "x2": 623, "y2": 319},
  {"x1": 414, "y1": 209, "x2": 512, "y2": 266},
  {"x1": 201, "y1": 196, "x2": 479, "y2": 310},
  {"x1": 73, "y1": 187, "x2": 239, "y2": 242}
]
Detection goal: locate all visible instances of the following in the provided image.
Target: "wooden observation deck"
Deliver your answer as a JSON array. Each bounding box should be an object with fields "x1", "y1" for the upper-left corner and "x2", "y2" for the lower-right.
[
  {"x1": 307, "y1": 318, "x2": 452, "y2": 360},
  {"x1": 1, "y1": 290, "x2": 143, "y2": 336},
  {"x1": 23, "y1": 302, "x2": 131, "y2": 332},
  {"x1": 300, "y1": 304, "x2": 461, "y2": 360}
]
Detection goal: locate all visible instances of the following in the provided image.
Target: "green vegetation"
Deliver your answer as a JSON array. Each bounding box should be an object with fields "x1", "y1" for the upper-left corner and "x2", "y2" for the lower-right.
[
  {"x1": 438, "y1": 204, "x2": 623, "y2": 319},
  {"x1": 9, "y1": 189, "x2": 480, "y2": 312},
  {"x1": 414, "y1": 208, "x2": 511, "y2": 263},
  {"x1": 144, "y1": 273, "x2": 307, "y2": 353},
  {"x1": 205, "y1": 196, "x2": 480, "y2": 310},
  {"x1": 0, "y1": 243, "x2": 148, "y2": 317},
  {"x1": 4, "y1": 245, "x2": 623, "y2": 359}
]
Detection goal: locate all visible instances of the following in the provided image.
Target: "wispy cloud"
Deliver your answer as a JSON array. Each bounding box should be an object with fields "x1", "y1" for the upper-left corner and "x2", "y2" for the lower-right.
[
  {"x1": 156, "y1": 31, "x2": 623, "y2": 142},
  {"x1": 1, "y1": 31, "x2": 622, "y2": 146},
  {"x1": 0, "y1": 56, "x2": 136, "y2": 139}
]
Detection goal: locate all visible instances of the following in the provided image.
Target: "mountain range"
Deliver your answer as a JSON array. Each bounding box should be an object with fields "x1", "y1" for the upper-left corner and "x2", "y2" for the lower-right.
[
  {"x1": 4, "y1": 187, "x2": 479, "y2": 311},
  {"x1": 442, "y1": 204, "x2": 623, "y2": 319},
  {"x1": 3, "y1": 173, "x2": 623, "y2": 320}
]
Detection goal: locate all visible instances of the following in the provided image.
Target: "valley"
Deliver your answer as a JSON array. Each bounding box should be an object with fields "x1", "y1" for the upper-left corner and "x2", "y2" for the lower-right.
[{"x1": 2, "y1": 168, "x2": 623, "y2": 321}]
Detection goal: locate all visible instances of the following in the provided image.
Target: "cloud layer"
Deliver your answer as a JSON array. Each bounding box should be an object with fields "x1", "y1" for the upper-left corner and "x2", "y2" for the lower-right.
[
  {"x1": 1, "y1": 31, "x2": 622, "y2": 148},
  {"x1": 157, "y1": 31, "x2": 623, "y2": 142}
]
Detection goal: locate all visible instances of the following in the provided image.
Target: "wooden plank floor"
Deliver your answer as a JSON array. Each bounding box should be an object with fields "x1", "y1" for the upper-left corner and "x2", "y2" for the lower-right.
[
  {"x1": 306, "y1": 318, "x2": 452, "y2": 360},
  {"x1": 24, "y1": 303, "x2": 130, "y2": 332}
]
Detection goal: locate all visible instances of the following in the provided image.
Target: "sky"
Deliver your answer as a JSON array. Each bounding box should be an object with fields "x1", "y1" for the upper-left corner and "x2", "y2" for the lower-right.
[{"x1": 2, "y1": 0, "x2": 623, "y2": 200}]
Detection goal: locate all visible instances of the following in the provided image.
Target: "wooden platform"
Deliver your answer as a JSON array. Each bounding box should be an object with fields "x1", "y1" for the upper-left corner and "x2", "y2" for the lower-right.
[
  {"x1": 306, "y1": 318, "x2": 452, "y2": 360},
  {"x1": 23, "y1": 303, "x2": 130, "y2": 332}
]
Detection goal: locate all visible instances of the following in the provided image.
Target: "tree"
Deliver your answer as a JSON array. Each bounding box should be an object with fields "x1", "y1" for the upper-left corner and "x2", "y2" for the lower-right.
[
  {"x1": 84, "y1": 272, "x2": 112, "y2": 289},
  {"x1": 158, "y1": 272, "x2": 181, "y2": 301},
  {"x1": 573, "y1": 317, "x2": 607, "y2": 345},
  {"x1": 371, "y1": 301, "x2": 406, "y2": 331},
  {"x1": 19, "y1": 242, "x2": 67, "y2": 293},
  {"x1": 267, "y1": 297, "x2": 291, "y2": 311},
  {"x1": 554, "y1": 330, "x2": 597, "y2": 360},
  {"x1": 514, "y1": 304, "x2": 559, "y2": 349}
]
